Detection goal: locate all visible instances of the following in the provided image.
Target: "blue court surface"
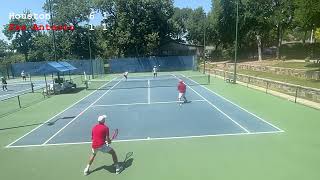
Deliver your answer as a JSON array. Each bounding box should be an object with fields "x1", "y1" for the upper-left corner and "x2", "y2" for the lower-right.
[{"x1": 6, "y1": 74, "x2": 283, "y2": 148}]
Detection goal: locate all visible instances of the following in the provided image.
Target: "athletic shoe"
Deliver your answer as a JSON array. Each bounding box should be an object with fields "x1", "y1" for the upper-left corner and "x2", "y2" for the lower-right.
[
  {"x1": 83, "y1": 168, "x2": 89, "y2": 176},
  {"x1": 115, "y1": 165, "x2": 123, "y2": 174}
]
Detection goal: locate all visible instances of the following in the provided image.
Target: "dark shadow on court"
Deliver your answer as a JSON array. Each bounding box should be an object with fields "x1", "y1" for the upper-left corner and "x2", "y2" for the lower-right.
[
  {"x1": 90, "y1": 152, "x2": 134, "y2": 175},
  {"x1": 0, "y1": 116, "x2": 76, "y2": 130},
  {"x1": 0, "y1": 122, "x2": 43, "y2": 131},
  {"x1": 0, "y1": 96, "x2": 48, "y2": 119},
  {"x1": 46, "y1": 116, "x2": 76, "y2": 126}
]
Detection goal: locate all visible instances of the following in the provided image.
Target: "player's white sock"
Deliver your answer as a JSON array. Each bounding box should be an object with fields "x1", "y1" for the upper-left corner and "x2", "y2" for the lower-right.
[{"x1": 84, "y1": 165, "x2": 90, "y2": 176}]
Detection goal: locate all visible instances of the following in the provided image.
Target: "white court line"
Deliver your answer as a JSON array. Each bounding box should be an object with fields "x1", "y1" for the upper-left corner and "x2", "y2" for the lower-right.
[
  {"x1": 172, "y1": 74, "x2": 250, "y2": 133},
  {"x1": 42, "y1": 78, "x2": 123, "y2": 145},
  {"x1": 5, "y1": 77, "x2": 118, "y2": 148},
  {"x1": 92, "y1": 99, "x2": 206, "y2": 107},
  {"x1": 6, "y1": 130, "x2": 283, "y2": 148},
  {"x1": 148, "y1": 80, "x2": 150, "y2": 104},
  {"x1": 181, "y1": 74, "x2": 284, "y2": 132}
]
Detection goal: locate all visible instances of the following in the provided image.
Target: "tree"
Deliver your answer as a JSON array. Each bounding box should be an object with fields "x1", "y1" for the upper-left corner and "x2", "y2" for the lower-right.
[
  {"x1": 294, "y1": 0, "x2": 320, "y2": 43},
  {"x1": 207, "y1": 0, "x2": 222, "y2": 50},
  {"x1": 93, "y1": 0, "x2": 174, "y2": 57},
  {"x1": 185, "y1": 7, "x2": 206, "y2": 45},
  {"x1": 315, "y1": 28, "x2": 320, "y2": 41},
  {"x1": 270, "y1": 0, "x2": 295, "y2": 59},
  {"x1": 2, "y1": 10, "x2": 37, "y2": 62},
  {"x1": 43, "y1": 0, "x2": 91, "y2": 26},
  {"x1": 169, "y1": 8, "x2": 193, "y2": 41},
  {"x1": 42, "y1": 0, "x2": 93, "y2": 60},
  {"x1": 0, "y1": 40, "x2": 8, "y2": 58},
  {"x1": 29, "y1": 32, "x2": 52, "y2": 61}
]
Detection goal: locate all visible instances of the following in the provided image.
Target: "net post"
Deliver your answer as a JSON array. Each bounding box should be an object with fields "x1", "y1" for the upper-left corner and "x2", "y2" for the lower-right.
[
  {"x1": 208, "y1": 74, "x2": 210, "y2": 84},
  {"x1": 31, "y1": 82, "x2": 34, "y2": 93},
  {"x1": 44, "y1": 74, "x2": 48, "y2": 96},
  {"x1": 295, "y1": 87, "x2": 298, "y2": 103},
  {"x1": 17, "y1": 95, "x2": 21, "y2": 108},
  {"x1": 42, "y1": 87, "x2": 46, "y2": 98},
  {"x1": 266, "y1": 81, "x2": 269, "y2": 94},
  {"x1": 85, "y1": 80, "x2": 89, "y2": 89}
]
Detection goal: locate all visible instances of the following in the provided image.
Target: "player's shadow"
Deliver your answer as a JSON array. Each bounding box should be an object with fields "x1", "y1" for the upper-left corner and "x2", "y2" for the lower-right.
[{"x1": 90, "y1": 153, "x2": 134, "y2": 174}]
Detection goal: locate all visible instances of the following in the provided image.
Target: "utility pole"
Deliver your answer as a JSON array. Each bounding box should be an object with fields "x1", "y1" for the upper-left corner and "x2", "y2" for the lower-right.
[
  {"x1": 203, "y1": 13, "x2": 206, "y2": 74},
  {"x1": 233, "y1": 0, "x2": 239, "y2": 83},
  {"x1": 86, "y1": 28, "x2": 94, "y2": 79},
  {"x1": 48, "y1": 0, "x2": 57, "y2": 61}
]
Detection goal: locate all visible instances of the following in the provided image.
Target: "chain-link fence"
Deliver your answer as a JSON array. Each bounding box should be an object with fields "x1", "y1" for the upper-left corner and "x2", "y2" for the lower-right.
[{"x1": 206, "y1": 68, "x2": 320, "y2": 105}]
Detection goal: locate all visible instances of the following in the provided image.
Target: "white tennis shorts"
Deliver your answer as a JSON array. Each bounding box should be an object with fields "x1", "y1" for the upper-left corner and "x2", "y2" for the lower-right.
[
  {"x1": 178, "y1": 92, "x2": 185, "y2": 99},
  {"x1": 92, "y1": 144, "x2": 112, "y2": 154}
]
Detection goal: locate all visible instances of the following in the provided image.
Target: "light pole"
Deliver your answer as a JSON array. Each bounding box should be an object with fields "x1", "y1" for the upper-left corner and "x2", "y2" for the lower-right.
[
  {"x1": 47, "y1": 0, "x2": 57, "y2": 61},
  {"x1": 85, "y1": 28, "x2": 93, "y2": 79},
  {"x1": 233, "y1": 0, "x2": 239, "y2": 83},
  {"x1": 203, "y1": 13, "x2": 207, "y2": 74}
]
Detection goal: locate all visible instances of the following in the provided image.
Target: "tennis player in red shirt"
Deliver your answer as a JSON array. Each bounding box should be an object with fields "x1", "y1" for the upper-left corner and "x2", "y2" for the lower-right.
[
  {"x1": 177, "y1": 80, "x2": 188, "y2": 105},
  {"x1": 84, "y1": 115, "x2": 122, "y2": 175}
]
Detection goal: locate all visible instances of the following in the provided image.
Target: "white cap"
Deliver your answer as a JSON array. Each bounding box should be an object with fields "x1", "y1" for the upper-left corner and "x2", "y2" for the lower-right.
[{"x1": 98, "y1": 115, "x2": 107, "y2": 122}]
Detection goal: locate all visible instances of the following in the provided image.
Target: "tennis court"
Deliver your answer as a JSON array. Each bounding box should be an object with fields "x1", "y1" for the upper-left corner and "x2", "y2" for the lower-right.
[
  {"x1": 1, "y1": 71, "x2": 320, "y2": 180},
  {"x1": 6, "y1": 73, "x2": 282, "y2": 148}
]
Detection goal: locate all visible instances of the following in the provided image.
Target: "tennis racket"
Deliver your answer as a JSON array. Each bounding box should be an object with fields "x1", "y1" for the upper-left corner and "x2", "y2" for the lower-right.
[
  {"x1": 124, "y1": 152, "x2": 133, "y2": 164},
  {"x1": 111, "y1": 128, "x2": 119, "y2": 140}
]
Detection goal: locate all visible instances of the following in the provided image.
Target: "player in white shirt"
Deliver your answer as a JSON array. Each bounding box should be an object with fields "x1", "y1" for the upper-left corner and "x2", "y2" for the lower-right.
[
  {"x1": 123, "y1": 71, "x2": 128, "y2": 80},
  {"x1": 21, "y1": 70, "x2": 26, "y2": 81},
  {"x1": 152, "y1": 66, "x2": 157, "y2": 78}
]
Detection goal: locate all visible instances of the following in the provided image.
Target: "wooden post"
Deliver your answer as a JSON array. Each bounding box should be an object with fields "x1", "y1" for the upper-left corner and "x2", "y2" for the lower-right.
[
  {"x1": 17, "y1": 96, "x2": 21, "y2": 108},
  {"x1": 44, "y1": 74, "x2": 48, "y2": 95},
  {"x1": 294, "y1": 87, "x2": 298, "y2": 103}
]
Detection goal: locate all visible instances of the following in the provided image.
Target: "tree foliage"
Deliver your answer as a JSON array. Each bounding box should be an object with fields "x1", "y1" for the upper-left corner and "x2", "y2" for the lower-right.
[
  {"x1": 92, "y1": 0, "x2": 174, "y2": 57},
  {"x1": 2, "y1": 0, "x2": 320, "y2": 61},
  {"x1": 3, "y1": 10, "x2": 37, "y2": 61}
]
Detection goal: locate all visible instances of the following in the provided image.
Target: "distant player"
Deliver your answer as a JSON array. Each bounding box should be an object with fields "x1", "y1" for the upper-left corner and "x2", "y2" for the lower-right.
[
  {"x1": 177, "y1": 80, "x2": 188, "y2": 105},
  {"x1": 21, "y1": 70, "x2": 26, "y2": 81},
  {"x1": 84, "y1": 115, "x2": 122, "y2": 176},
  {"x1": 1, "y1": 77, "x2": 8, "y2": 91},
  {"x1": 123, "y1": 71, "x2": 128, "y2": 80},
  {"x1": 152, "y1": 66, "x2": 157, "y2": 78}
]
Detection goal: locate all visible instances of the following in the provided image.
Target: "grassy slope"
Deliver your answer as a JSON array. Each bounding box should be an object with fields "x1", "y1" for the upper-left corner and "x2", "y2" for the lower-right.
[
  {"x1": 271, "y1": 61, "x2": 320, "y2": 70},
  {"x1": 0, "y1": 71, "x2": 319, "y2": 180},
  {"x1": 237, "y1": 69, "x2": 320, "y2": 89}
]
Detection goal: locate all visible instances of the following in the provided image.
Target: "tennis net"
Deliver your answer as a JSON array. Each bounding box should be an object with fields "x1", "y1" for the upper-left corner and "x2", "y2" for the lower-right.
[
  {"x1": 85, "y1": 75, "x2": 210, "y2": 90},
  {"x1": 1, "y1": 82, "x2": 46, "y2": 95}
]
